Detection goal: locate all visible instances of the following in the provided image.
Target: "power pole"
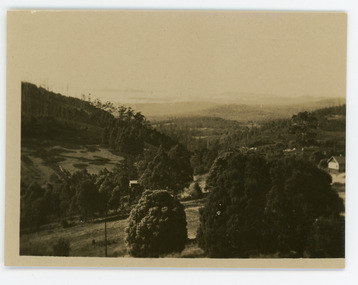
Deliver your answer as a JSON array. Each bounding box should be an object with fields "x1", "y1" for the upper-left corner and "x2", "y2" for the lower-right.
[{"x1": 104, "y1": 210, "x2": 108, "y2": 257}]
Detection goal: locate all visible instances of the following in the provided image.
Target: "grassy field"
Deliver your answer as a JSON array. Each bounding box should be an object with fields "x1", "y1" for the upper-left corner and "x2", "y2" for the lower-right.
[
  {"x1": 20, "y1": 198, "x2": 205, "y2": 258},
  {"x1": 20, "y1": 218, "x2": 128, "y2": 257},
  {"x1": 21, "y1": 139, "x2": 124, "y2": 185},
  {"x1": 55, "y1": 145, "x2": 124, "y2": 174}
]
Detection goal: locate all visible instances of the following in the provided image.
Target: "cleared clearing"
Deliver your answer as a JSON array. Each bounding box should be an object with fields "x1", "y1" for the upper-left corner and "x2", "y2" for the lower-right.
[{"x1": 21, "y1": 142, "x2": 124, "y2": 185}]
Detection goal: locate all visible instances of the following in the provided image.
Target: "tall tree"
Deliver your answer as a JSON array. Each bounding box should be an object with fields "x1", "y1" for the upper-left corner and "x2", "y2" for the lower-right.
[
  {"x1": 197, "y1": 152, "x2": 271, "y2": 257},
  {"x1": 289, "y1": 111, "x2": 318, "y2": 149},
  {"x1": 76, "y1": 179, "x2": 99, "y2": 221},
  {"x1": 140, "y1": 145, "x2": 193, "y2": 193},
  {"x1": 139, "y1": 146, "x2": 172, "y2": 190},
  {"x1": 167, "y1": 144, "x2": 193, "y2": 192}
]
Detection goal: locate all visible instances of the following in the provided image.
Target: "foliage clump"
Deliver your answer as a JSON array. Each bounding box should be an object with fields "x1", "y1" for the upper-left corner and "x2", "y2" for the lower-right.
[{"x1": 126, "y1": 190, "x2": 187, "y2": 257}]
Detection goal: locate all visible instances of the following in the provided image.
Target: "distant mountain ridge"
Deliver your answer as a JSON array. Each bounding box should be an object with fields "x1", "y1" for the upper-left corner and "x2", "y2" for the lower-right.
[
  {"x1": 199, "y1": 92, "x2": 345, "y2": 106},
  {"x1": 199, "y1": 98, "x2": 346, "y2": 122},
  {"x1": 145, "y1": 97, "x2": 345, "y2": 122},
  {"x1": 22, "y1": 81, "x2": 345, "y2": 126}
]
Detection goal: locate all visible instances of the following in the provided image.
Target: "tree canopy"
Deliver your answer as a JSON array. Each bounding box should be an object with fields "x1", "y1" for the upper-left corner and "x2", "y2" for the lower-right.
[
  {"x1": 126, "y1": 190, "x2": 187, "y2": 257},
  {"x1": 139, "y1": 145, "x2": 193, "y2": 193}
]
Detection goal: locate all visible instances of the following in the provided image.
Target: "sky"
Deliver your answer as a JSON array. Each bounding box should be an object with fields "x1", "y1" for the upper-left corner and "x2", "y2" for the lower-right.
[{"x1": 8, "y1": 11, "x2": 347, "y2": 103}]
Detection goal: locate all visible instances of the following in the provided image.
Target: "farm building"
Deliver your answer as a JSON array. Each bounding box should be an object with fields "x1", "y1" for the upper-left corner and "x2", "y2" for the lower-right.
[
  {"x1": 129, "y1": 180, "x2": 139, "y2": 188},
  {"x1": 327, "y1": 156, "x2": 345, "y2": 173}
]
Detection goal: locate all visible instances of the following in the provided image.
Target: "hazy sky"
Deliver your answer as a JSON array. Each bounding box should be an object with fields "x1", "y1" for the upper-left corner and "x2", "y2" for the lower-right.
[{"x1": 9, "y1": 11, "x2": 347, "y2": 103}]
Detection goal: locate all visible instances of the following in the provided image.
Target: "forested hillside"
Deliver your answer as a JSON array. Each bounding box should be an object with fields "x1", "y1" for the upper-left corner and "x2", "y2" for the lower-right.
[
  {"x1": 21, "y1": 83, "x2": 193, "y2": 186},
  {"x1": 21, "y1": 82, "x2": 182, "y2": 155},
  {"x1": 20, "y1": 82, "x2": 194, "y2": 236},
  {"x1": 22, "y1": 82, "x2": 113, "y2": 144}
]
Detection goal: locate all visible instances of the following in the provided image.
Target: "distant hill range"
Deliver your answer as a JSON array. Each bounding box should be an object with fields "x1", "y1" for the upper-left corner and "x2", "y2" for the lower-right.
[
  {"x1": 142, "y1": 97, "x2": 345, "y2": 122},
  {"x1": 22, "y1": 81, "x2": 345, "y2": 127},
  {"x1": 198, "y1": 98, "x2": 345, "y2": 122}
]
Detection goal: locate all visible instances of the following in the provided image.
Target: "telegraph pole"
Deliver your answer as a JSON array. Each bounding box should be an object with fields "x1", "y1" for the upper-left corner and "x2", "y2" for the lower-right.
[{"x1": 104, "y1": 210, "x2": 108, "y2": 257}]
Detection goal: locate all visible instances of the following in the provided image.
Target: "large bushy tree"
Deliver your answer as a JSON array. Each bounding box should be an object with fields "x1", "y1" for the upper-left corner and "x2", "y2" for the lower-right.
[
  {"x1": 139, "y1": 145, "x2": 193, "y2": 194},
  {"x1": 126, "y1": 190, "x2": 187, "y2": 257},
  {"x1": 197, "y1": 151, "x2": 344, "y2": 258},
  {"x1": 197, "y1": 152, "x2": 271, "y2": 257},
  {"x1": 139, "y1": 146, "x2": 172, "y2": 190},
  {"x1": 289, "y1": 111, "x2": 318, "y2": 149}
]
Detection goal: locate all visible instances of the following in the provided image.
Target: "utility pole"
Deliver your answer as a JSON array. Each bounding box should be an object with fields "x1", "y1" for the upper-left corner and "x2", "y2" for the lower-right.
[{"x1": 104, "y1": 210, "x2": 108, "y2": 257}]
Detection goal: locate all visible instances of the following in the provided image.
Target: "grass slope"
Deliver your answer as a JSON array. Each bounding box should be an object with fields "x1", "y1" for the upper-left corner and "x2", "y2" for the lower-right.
[
  {"x1": 20, "y1": 198, "x2": 205, "y2": 257},
  {"x1": 21, "y1": 138, "x2": 124, "y2": 186}
]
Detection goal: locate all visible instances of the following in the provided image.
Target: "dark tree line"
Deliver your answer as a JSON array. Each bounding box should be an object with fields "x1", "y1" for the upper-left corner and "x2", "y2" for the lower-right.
[
  {"x1": 101, "y1": 106, "x2": 182, "y2": 156},
  {"x1": 20, "y1": 146, "x2": 193, "y2": 233},
  {"x1": 20, "y1": 162, "x2": 143, "y2": 232}
]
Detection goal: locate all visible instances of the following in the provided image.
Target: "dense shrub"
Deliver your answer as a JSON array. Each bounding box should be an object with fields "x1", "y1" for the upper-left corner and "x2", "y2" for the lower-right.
[
  {"x1": 53, "y1": 238, "x2": 71, "y2": 256},
  {"x1": 126, "y1": 190, "x2": 187, "y2": 257}
]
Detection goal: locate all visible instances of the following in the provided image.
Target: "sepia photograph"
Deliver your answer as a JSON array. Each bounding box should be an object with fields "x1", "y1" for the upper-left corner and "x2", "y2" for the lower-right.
[{"x1": 5, "y1": 10, "x2": 347, "y2": 268}]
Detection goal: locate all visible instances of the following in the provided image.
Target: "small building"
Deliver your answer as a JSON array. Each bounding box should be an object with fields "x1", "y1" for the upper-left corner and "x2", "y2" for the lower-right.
[
  {"x1": 327, "y1": 156, "x2": 345, "y2": 173},
  {"x1": 283, "y1": 148, "x2": 296, "y2": 153},
  {"x1": 129, "y1": 180, "x2": 139, "y2": 188}
]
